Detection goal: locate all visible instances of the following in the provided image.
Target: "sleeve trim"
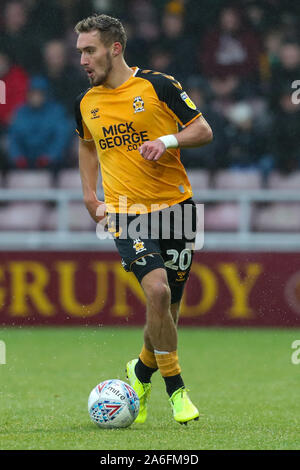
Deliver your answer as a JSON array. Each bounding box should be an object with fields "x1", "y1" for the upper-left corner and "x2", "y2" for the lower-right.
[
  {"x1": 74, "y1": 88, "x2": 93, "y2": 140},
  {"x1": 76, "y1": 129, "x2": 94, "y2": 142},
  {"x1": 182, "y1": 113, "x2": 202, "y2": 128}
]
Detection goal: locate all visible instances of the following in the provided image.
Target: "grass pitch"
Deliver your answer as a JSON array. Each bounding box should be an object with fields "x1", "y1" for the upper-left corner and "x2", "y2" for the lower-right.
[{"x1": 0, "y1": 326, "x2": 299, "y2": 450}]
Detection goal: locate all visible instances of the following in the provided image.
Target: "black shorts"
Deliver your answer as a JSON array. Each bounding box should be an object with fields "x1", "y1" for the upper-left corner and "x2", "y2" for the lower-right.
[{"x1": 107, "y1": 198, "x2": 197, "y2": 304}]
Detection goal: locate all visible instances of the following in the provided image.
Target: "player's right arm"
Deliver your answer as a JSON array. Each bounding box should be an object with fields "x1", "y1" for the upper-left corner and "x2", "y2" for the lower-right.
[
  {"x1": 75, "y1": 90, "x2": 105, "y2": 223},
  {"x1": 78, "y1": 138, "x2": 105, "y2": 223}
]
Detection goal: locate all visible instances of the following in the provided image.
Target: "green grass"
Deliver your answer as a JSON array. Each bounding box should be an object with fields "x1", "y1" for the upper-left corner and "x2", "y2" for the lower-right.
[{"x1": 0, "y1": 327, "x2": 300, "y2": 450}]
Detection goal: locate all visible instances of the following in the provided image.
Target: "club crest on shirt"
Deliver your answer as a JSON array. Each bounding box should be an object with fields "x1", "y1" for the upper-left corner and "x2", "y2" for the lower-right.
[
  {"x1": 176, "y1": 271, "x2": 187, "y2": 282},
  {"x1": 90, "y1": 108, "x2": 100, "y2": 119},
  {"x1": 133, "y1": 96, "x2": 145, "y2": 113},
  {"x1": 133, "y1": 238, "x2": 146, "y2": 254},
  {"x1": 180, "y1": 92, "x2": 197, "y2": 110}
]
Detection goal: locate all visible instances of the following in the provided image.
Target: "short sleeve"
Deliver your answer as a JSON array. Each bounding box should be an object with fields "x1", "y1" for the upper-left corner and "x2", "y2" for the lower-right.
[
  {"x1": 160, "y1": 75, "x2": 202, "y2": 127},
  {"x1": 74, "y1": 91, "x2": 93, "y2": 141},
  {"x1": 136, "y1": 70, "x2": 202, "y2": 127}
]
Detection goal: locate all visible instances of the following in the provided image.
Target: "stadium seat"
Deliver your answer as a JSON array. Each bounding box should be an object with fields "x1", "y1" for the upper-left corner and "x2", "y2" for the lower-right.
[
  {"x1": 56, "y1": 168, "x2": 82, "y2": 189},
  {"x1": 186, "y1": 170, "x2": 210, "y2": 190},
  {"x1": 44, "y1": 201, "x2": 95, "y2": 231},
  {"x1": 1, "y1": 171, "x2": 53, "y2": 230},
  {"x1": 267, "y1": 171, "x2": 300, "y2": 190},
  {"x1": 68, "y1": 202, "x2": 98, "y2": 230},
  {"x1": 253, "y1": 202, "x2": 300, "y2": 231},
  {"x1": 57, "y1": 167, "x2": 103, "y2": 192},
  {"x1": 214, "y1": 169, "x2": 262, "y2": 190},
  {"x1": 204, "y1": 202, "x2": 240, "y2": 231},
  {"x1": 5, "y1": 170, "x2": 53, "y2": 189},
  {"x1": 0, "y1": 202, "x2": 46, "y2": 230}
]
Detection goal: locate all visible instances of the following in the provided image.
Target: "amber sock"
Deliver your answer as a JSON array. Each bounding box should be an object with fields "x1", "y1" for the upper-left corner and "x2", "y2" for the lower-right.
[
  {"x1": 135, "y1": 345, "x2": 158, "y2": 383},
  {"x1": 154, "y1": 350, "x2": 184, "y2": 396}
]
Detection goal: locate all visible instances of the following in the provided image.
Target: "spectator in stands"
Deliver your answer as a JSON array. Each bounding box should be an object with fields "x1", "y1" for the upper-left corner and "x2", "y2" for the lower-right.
[
  {"x1": 269, "y1": 41, "x2": 300, "y2": 110},
  {"x1": 26, "y1": 0, "x2": 66, "y2": 42},
  {"x1": 225, "y1": 101, "x2": 272, "y2": 176},
  {"x1": 0, "y1": 1, "x2": 42, "y2": 73},
  {"x1": 8, "y1": 76, "x2": 72, "y2": 171},
  {"x1": 123, "y1": 0, "x2": 161, "y2": 68},
  {"x1": 268, "y1": 86, "x2": 300, "y2": 174},
  {"x1": 199, "y1": 6, "x2": 262, "y2": 80},
  {"x1": 119, "y1": 21, "x2": 151, "y2": 69},
  {"x1": 148, "y1": 47, "x2": 177, "y2": 76},
  {"x1": 278, "y1": 9, "x2": 300, "y2": 43},
  {"x1": 210, "y1": 70, "x2": 266, "y2": 120},
  {"x1": 263, "y1": 29, "x2": 284, "y2": 68},
  {"x1": 42, "y1": 39, "x2": 88, "y2": 115},
  {"x1": 157, "y1": 5, "x2": 196, "y2": 80},
  {"x1": 0, "y1": 46, "x2": 29, "y2": 172},
  {"x1": 210, "y1": 74, "x2": 244, "y2": 117},
  {"x1": 0, "y1": 47, "x2": 28, "y2": 130},
  {"x1": 62, "y1": 0, "x2": 94, "y2": 27},
  {"x1": 244, "y1": 0, "x2": 277, "y2": 34},
  {"x1": 183, "y1": 0, "x2": 225, "y2": 39},
  {"x1": 180, "y1": 81, "x2": 229, "y2": 171}
]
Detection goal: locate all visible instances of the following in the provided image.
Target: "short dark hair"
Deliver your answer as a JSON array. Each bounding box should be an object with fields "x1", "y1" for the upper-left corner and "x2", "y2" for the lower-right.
[{"x1": 75, "y1": 14, "x2": 127, "y2": 52}]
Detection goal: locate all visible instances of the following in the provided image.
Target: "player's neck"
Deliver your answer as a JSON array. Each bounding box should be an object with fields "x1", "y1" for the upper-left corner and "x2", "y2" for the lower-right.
[{"x1": 103, "y1": 60, "x2": 134, "y2": 90}]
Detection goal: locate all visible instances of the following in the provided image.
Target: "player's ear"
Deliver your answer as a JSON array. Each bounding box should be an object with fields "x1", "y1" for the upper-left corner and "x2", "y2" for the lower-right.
[{"x1": 112, "y1": 42, "x2": 122, "y2": 57}]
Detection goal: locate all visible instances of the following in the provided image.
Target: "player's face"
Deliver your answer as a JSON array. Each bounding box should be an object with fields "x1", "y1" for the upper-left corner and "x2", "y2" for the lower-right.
[{"x1": 77, "y1": 31, "x2": 113, "y2": 87}]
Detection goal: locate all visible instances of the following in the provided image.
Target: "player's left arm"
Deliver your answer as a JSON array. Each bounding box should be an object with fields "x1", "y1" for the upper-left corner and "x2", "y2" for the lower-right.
[
  {"x1": 139, "y1": 115, "x2": 213, "y2": 161},
  {"x1": 175, "y1": 114, "x2": 213, "y2": 148},
  {"x1": 138, "y1": 73, "x2": 213, "y2": 161}
]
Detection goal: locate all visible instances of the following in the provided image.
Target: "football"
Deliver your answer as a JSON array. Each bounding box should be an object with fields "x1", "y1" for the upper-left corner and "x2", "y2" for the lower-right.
[{"x1": 88, "y1": 379, "x2": 140, "y2": 429}]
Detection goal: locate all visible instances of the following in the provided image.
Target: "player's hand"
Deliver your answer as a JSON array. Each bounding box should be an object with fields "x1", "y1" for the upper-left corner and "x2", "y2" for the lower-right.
[
  {"x1": 85, "y1": 199, "x2": 106, "y2": 224},
  {"x1": 96, "y1": 201, "x2": 108, "y2": 231},
  {"x1": 95, "y1": 201, "x2": 106, "y2": 223},
  {"x1": 138, "y1": 139, "x2": 166, "y2": 161}
]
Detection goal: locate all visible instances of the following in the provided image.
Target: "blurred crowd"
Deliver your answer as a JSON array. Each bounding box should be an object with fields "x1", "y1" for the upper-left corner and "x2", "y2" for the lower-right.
[{"x1": 1, "y1": 0, "x2": 300, "y2": 178}]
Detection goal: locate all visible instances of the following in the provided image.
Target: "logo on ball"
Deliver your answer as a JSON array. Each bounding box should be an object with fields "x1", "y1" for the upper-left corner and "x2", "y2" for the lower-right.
[{"x1": 88, "y1": 379, "x2": 139, "y2": 428}]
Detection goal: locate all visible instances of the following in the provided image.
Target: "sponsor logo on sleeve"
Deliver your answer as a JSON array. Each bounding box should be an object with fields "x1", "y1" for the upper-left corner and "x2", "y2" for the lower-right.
[{"x1": 180, "y1": 92, "x2": 197, "y2": 110}]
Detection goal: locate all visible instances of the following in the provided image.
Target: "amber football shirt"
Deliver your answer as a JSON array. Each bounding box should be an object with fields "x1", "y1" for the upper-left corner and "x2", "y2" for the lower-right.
[{"x1": 75, "y1": 67, "x2": 201, "y2": 213}]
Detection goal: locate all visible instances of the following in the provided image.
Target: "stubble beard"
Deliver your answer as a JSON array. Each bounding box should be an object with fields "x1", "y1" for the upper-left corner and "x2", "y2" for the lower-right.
[{"x1": 90, "y1": 51, "x2": 113, "y2": 87}]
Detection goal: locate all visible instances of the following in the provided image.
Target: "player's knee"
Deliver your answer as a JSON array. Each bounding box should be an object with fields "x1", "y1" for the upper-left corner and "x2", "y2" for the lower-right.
[{"x1": 145, "y1": 282, "x2": 171, "y2": 309}]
